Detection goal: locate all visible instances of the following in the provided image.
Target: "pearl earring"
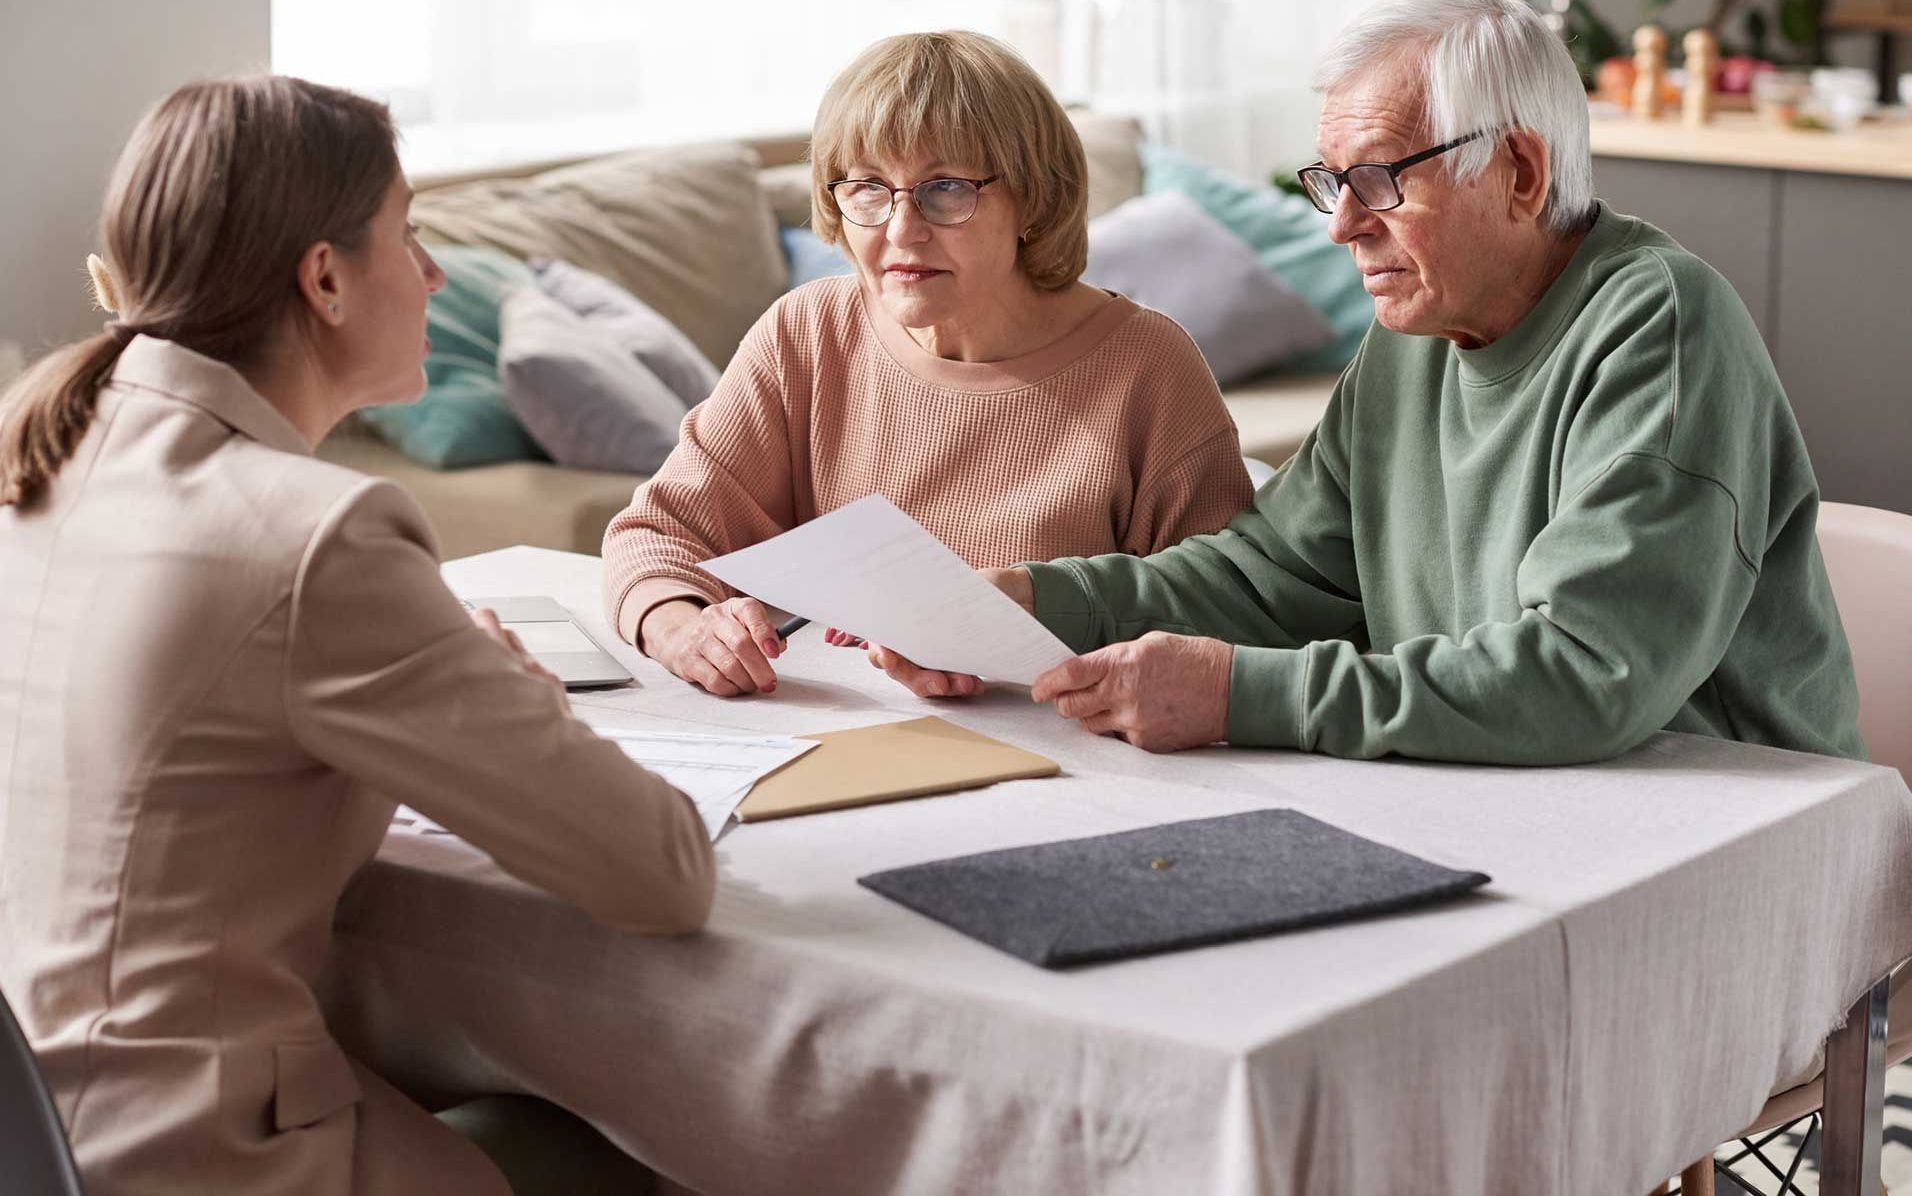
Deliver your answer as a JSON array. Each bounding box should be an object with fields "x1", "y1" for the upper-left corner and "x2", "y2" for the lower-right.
[{"x1": 328, "y1": 303, "x2": 341, "y2": 317}]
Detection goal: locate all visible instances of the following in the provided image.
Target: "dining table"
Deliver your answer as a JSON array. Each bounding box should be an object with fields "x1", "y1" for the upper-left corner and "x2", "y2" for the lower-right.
[{"x1": 318, "y1": 546, "x2": 1912, "y2": 1195}]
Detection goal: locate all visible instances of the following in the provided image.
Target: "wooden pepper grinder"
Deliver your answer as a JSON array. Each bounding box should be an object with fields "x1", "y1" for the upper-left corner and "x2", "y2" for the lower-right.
[
  {"x1": 1683, "y1": 28, "x2": 1718, "y2": 126},
  {"x1": 1633, "y1": 24, "x2": 1669, "y2": 119}
]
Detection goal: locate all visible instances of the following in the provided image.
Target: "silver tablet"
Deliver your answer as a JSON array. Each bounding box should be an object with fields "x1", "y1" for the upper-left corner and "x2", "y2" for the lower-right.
[{"x1": 461, "y1": 596, "x2": 633, "y2": 689}]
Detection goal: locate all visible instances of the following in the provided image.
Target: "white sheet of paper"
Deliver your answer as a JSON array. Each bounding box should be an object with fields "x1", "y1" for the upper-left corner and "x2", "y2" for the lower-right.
[
  {"x1": 699, "y1": 494, "x2": 1075, "y2": 686},
  {"x1": 391, "y1": 806, "x2": 446, "y2": 833},
  {"x1": 394, "y1": 730, "x2": 816, "y2": 843},
  {"x1": 595, "y1": 728, "x2": 817, "y2": 840}
]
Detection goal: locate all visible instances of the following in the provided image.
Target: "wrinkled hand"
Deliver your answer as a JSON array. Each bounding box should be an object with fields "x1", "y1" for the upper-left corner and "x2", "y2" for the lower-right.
[
  {"x1": 469, "y1": 607, "x2": 565, "y2": 696},
  {"x1": 641, "y1": 597, "x2": 784, "y2": 697},
  {"x1": 866, "y1": 643, "x2": 984, "y2": 699},
  {"x1": 1031, "y1": 631, "x2": 1232, "y2": 753}
]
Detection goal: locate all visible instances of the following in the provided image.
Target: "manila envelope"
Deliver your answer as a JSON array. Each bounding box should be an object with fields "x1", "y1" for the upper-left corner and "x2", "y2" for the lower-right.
[{"x1": 736, "y1": 715, "x2": 1059, "y2": 822}]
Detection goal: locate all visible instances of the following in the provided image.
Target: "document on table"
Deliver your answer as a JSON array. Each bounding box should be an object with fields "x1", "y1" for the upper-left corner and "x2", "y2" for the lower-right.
[
  {"x1": 393, "y1": 728, "x2": 816, "y2": 842},
  {"x1": 699, "y1": 494, "x2": 1075, "y2": 686},
  {"x1": 597, "y1": 728, "x2": 817, "y2": 840}
]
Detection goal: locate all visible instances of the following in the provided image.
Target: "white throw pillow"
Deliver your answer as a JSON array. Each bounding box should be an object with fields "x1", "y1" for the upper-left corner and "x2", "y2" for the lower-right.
[
  {"x1": 498, "y1": 286, "x2": 690, "y2": 474},
  {"x1": 1082, "y1": 191, "x2": 1335, "y2": 385},
  {"x1": 529, "y1": 257, "x2": 720, "y2": 407}
]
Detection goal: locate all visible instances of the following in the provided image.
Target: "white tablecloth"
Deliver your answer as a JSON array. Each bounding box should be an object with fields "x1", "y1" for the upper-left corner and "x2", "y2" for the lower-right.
[{"x1": 319, "y1": 547, "x2": 1912, "y2": 1196}]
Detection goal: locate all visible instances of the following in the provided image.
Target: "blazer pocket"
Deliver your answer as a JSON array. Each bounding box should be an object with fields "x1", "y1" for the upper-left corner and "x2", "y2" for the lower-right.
[{"x1": 273, "y1": 1040, "x2": 364, "y2": 1132}]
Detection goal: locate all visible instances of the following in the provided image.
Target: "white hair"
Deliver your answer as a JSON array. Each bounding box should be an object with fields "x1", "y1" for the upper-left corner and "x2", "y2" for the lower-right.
[{"x1": 1314, "y1": 0, "x2": 1594, "y2": 236}]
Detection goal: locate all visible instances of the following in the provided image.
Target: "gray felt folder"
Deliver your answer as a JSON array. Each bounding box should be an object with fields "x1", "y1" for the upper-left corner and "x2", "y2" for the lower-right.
[{"x1": 858, "y1": 809, "x2": 1491, "y2": 968}]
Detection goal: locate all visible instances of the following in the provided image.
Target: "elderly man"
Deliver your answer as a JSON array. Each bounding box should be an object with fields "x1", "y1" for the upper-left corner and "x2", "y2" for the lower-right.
[{"x1": 878, "y1": 0, "x2": 1863, "y2": 765}]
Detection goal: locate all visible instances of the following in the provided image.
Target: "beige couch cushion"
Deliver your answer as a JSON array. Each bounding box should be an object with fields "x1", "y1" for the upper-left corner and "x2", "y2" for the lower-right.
[
  {"x1": 1223, "y1": 371, "x2": 1339, "y2": 470},
  {"x1": 318, "y1": 426, "x2": 642, "y2": 559},
  {"x1": 758, "y1": 162, "x2": 814, "y2": 227},
  {"x1": 1071, "y1": 111, "x2": 1144, "y2": 221},
  {"x1": 412, "y1": 142, "x2": 786, "y2": 367}
]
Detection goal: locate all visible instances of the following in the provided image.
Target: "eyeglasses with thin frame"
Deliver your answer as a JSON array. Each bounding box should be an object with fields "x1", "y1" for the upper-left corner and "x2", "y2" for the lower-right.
[
  {"x1": 827, "y1": 175, "x2": 1002, "y2": 228},
  {"x1": 1296, "y1": 131, "x2": 1486, "y2": 215}
]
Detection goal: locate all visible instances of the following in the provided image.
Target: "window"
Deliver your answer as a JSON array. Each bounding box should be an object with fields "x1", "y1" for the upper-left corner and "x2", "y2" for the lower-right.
[{"x1": 271, "y1": 0, "x2": 1358, "y2": 181}]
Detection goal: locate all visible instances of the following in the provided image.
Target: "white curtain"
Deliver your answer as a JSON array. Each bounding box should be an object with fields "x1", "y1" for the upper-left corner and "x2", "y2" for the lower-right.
[
  {"x1": 1076, "y1": 0, "x2": 1373, "y2": 179},
  {"x1": 271, "y1": 0, "x2": 1370, "y2": 181}
]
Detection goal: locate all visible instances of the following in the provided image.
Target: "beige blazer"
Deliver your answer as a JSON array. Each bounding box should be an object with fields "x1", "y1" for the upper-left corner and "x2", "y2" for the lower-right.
[{"x1": 0, "y1": 337, "x2": 715, "y2": 1195}]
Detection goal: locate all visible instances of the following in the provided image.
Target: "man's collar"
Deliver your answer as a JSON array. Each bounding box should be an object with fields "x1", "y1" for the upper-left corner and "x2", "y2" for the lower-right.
[{"x1": 1454, "y1": 202, "x2": 1620, "y2": 386}]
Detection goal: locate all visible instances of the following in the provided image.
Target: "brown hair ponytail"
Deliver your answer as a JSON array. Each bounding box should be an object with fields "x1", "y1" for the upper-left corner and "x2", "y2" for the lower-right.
[
  {"x1": 0, "y1": 76, "x2": 397, "y2": 508},
  {"x1": 0, "y1": 332, "x2": 127, "y2": 506}
]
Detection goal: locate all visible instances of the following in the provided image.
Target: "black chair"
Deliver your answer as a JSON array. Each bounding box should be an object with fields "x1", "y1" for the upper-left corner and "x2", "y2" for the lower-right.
[{"x1": 0, "y1": 987, "x2": 85, "y2": 1195}]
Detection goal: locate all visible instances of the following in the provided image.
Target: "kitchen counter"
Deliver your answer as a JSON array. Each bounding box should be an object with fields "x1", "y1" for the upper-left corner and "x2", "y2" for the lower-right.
[{"x1": 1589, "y1": 110, "x2": 1912, "y2": 179}]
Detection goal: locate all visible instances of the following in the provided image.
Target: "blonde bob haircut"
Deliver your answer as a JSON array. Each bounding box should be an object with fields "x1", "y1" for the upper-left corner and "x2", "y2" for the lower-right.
[{"x1": 809, "y1": 31, "x2": 1089, "y2": 291}]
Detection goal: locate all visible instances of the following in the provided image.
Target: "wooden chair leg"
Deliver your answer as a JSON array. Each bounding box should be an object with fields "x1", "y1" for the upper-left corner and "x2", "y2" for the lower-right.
[{"x1": 1679, "y1": 1159, "x2": 1716, "y2": 1196}]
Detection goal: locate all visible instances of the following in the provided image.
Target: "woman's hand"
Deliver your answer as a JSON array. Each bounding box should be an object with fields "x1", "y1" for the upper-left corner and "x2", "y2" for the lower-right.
[
  {"x1": 640, "y1": 597, "x2": 784, "y2": 697},
  {"x1": 867, "y1": 644, "x2": 984, "y2": 699},
  {"x1": 469, "y1": 607, "x2": 565, "y2": 696}
]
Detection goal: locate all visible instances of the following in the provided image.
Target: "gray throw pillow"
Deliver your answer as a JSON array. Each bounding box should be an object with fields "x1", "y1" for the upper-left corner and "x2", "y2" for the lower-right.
[
  {"x1": 498, "y1": 285, "x2": 690, "y2": 474},
  {"x1": 1081, "y1": 191, "x2": 1335, "y2": 385},
  {"x1": 528, "y1": 257, "x2": 720, "y2": 407}
]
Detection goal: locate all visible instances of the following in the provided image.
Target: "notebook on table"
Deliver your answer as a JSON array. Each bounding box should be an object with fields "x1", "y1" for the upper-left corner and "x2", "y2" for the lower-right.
[
  {"x1": 459, "y1": 595, "x2": 631, "y2": 689},
  {"x1": 859, "y1": 809, "x2": 1492, "y2": 968}
]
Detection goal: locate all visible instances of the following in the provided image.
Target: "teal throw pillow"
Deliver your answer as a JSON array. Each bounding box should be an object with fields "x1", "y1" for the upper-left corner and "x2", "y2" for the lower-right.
[
  {"x1": 357, "y1": 244, "x2": 547, "y2": 468},
  {"x1": 780, "y1": 226, "x2": 855, "y2": 290},
  {"x1": 1142, "y1": 145, "x2": 1372, "y2": 373}
]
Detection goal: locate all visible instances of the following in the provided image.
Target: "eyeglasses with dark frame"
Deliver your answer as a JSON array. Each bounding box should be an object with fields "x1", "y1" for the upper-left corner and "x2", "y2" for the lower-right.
[
  {"x1": 1296, "y1": 131, "x2": 1486, "y2": 215},
  {"x1": 827, "y1": 175, "x2": 1003, "y2": 228}
]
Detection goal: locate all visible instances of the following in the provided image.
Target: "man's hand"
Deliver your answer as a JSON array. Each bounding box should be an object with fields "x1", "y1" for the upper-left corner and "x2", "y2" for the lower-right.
[
  {"x1": 469, "y1": 607, "x2": 565, "y2": 696},
  {"x1": 1031, "y1": 632, "x2": 1232, "y2": 753},
  {"x1": 640, "y1": 597, "x2": 784, "y2": 697}
]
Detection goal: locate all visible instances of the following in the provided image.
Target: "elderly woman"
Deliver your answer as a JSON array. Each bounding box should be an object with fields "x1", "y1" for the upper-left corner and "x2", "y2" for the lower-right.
[
  {"x1": 899, "y1": 0, "x2": 1863, "y2": 767},
  {"x1": 602, "y1": 30, "x2": 1252, "y2": 697}
]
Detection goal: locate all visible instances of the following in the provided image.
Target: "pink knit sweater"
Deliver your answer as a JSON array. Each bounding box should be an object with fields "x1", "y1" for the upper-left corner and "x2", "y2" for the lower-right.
[{"x1": 603, "y1": 275, "x2": 1253, "y2": 645}]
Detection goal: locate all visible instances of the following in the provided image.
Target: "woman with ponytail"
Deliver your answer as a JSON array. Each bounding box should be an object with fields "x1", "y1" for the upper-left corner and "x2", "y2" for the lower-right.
[{"x1": 0, "y1": 77, "x2": 713, "y2": 1194}]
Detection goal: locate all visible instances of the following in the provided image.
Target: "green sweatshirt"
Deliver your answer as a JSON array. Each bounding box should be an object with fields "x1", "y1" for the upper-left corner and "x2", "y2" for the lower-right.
[{"x1": 1028, "y1": 205, "x2": 1864, "y2": 765}]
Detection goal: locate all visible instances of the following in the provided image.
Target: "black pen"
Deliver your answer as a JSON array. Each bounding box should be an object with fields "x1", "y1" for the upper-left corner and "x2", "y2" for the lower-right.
[{"x1": 775, "y1": 615, "x2": 809, "y2": 640}]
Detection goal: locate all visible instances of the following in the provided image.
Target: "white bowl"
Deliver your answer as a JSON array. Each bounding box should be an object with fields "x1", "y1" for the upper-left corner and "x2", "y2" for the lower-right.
[{"x1": 1812, "y1": 67, "x2": 1877, "y2": 105}]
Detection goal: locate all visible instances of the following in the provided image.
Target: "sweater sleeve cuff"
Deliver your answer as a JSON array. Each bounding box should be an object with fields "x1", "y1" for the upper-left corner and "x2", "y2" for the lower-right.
[
  {"x1": 1024, "y1": 560, "x2": 1100, "y2": 654},
  {"x1": 1227, "y1": 645, "x2": 1308, "y2": 749},
  {"x1": 616, "y1": 578, "x2": 723, "y2": 650}
]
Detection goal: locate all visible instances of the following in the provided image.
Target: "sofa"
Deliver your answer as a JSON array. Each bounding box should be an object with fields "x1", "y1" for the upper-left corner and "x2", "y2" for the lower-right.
[{"x1": 316, "y1": 116, "x2": 1341, "y2": 560}]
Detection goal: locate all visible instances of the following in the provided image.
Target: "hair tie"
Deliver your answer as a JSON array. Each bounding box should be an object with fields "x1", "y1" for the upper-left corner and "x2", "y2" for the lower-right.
[
  {"x1": 102, "y1": 321, "x2": 137, "y2": 346},
  {"x1": 86, "y1": 253, "x2": 122, "y2": 315}
]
